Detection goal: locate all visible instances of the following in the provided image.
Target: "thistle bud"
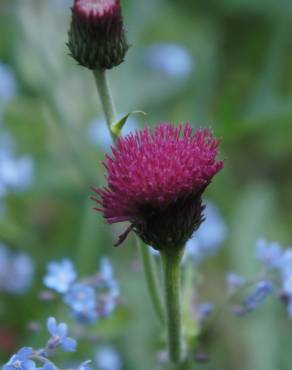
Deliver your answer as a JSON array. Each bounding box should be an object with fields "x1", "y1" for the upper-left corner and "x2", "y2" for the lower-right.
[{"x1": 68, "y1": 0, "x2": 129, "y2": 70}]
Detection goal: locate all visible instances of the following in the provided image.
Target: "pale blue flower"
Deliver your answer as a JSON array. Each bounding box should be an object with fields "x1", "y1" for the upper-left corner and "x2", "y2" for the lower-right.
[
  {"x1": 184, "y1": 202, "x2": 227, "y2": 263},
  {"x1": 287, "y1": 298, "x2": 292, "y2": 319},
  {"x1": 0, "y1": 151, "x2": 34, "y2": 193},
  {"x1": 38, "y1": 364, "x2": 56, "y2": 370},
  {"x1": 283, "y1": 275, "x2": 292, "y2": 296},
  {"x1": 47, "y1": 317, "x2": 77, "y2": 352},
  {"x1": 225, "y1": 272, "x2": 246, "y2": 291},
  {"x1": 96, "y1": 258, "x2": 119, "y2": 317},
  {"x1": 44, "y1": 259, "x2": 77, "y2": 293},
  {"x1": 0, "y1": 245, "x2": 34, "y2": 295},
  {"x1": 3, "y1": 347, "x2": 35, "y2": 370},
  {"x1": 99, "y1": 258, "x2": 119, "y2": 293},
  {"x1": 144, "y1": 43, "x2": 193, "y2": 78},
  {"x1": 0, "y1": 131, "x2": 34, "y2": 194},
  {"x1": 5, "y1": 253, "x2": 34, "y2": 294},
  {"x1": 277, "y1": 248, "x2": 292, "y2": 298},
  {"x1": 197, "y1": 302, "x2": 214, "y2": 320},
  {"x1": 0, "y1": 62, "x2": 17, "y2": 104},
  {"x1": 279, "y1": 248, "x2": 292, "y2": 278},
  {"x1": 87, "y1": 114, "x2": 139, "y2": 150},
  {"x1": 243, "y1": 281, "x2": 273, "y2": 312},
  {"x1": 95, "y1": 346, "x2": 122, "y2": 370},
  {"x1": 64, "y1": 283, "x2": 96, "y2": 312},
  {"x1": 72, "y1": 309, "x2": 98, "y2": 325},
  {"x1": 256, "y1": 239, "x2": 282, "y2": 269},
  {"x1": 77, "y1": 361, "x2": 91, "y2": 370},
  {"x1": 64, "y1": 283, "x2": 98, "y2": 324},
  {"x1": 280, "y1": 249, "x2": 292, "y2": 296}
]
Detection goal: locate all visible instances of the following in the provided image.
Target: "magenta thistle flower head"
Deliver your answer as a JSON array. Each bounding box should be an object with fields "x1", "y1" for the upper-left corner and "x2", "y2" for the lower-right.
[
  {"x1": 92, "y1": 123, "x2": 224, "y2": 251},
  {"x1": 68, "y1": 0, "x2": 129, "y2": 70}
]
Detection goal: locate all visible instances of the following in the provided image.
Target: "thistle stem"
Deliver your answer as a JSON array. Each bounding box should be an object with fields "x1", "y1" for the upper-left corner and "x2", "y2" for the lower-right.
[
  {"x1": 138, "y1": 240, "x2": 165, "y2": 324},
  {"x1": 93, "y1": 69, "x2": 117, "y2": 140},
  {"x1": 92, "y1": 68, "x2": 164, "y2": 324},
  {"x1": 161, "y1": 249, "x2": 184, "y2": 365}
]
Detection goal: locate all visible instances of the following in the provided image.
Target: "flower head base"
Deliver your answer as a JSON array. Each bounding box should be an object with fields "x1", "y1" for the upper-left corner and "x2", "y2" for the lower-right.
[
  {"x1": 68, "y1": 0, "x2": 129, "y2": 70},
  {"x1": 92, "y1": 123, "x2": 223, "y2": 251}
]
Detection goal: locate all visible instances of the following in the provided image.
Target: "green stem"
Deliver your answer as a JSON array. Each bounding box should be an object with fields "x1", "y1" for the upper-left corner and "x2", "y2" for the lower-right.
[
  {"x1": 161, "y1": 249, "x2": 184, "y2": 365},
  {"x1": 93, "y1": 68, "x2": 164, "y2": 325},
  {"x1": 30, "y1": 355, "x2": 57, "y2": 368},
  {"x1": 93, "y1": 69, "x2": 117, "y2": 140},
  {"x1": 138, "y1": 240, "x2": 164, "y2": 324}
]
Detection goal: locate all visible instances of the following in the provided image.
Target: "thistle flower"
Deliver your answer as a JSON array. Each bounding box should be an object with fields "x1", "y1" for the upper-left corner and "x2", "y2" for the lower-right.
[
  {"x1": 68, "y1": 0, "x2": 129, "y2": 70},
  {"x1": 92, "y1": 123, "x2": 223, "y2": 251}
]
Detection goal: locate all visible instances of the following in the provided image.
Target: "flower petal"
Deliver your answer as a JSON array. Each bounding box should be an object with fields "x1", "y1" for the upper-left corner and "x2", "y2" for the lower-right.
[
  {"x1": 61, "y1": 337, "x2": 77, "y2": 352},
  {"x1": 47, "y1": 317, "x2": 57, "y2": 336},
  {"x1": 17, "y1": 348, "x2": 33, "y2": 359},
  {"x1": 23, "y1": 360, "x2": 36, "y2": 370},
  {"x1": 57, "y1": 322, "x2": 67, "y2": 338}
]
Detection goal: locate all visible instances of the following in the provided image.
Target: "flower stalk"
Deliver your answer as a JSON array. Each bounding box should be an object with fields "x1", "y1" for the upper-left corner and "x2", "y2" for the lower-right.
[
  {"x1": 93, "y1": 69, "x2": 117, "y2": 141},
  {"x1": 93, "y1": 67, "x2": 165, "y2": 324},
  {"x1": 138, "y1": 241, "x2": 164, "y2": 324},
  {"x1": 161, "y1": 248, "x2": 184, "y2": 364}
]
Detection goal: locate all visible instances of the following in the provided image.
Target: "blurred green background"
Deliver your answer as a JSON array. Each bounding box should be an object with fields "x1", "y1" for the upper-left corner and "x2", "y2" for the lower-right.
[{"x1": 0, "y1": 0, "x2": 291, "y2": 369}]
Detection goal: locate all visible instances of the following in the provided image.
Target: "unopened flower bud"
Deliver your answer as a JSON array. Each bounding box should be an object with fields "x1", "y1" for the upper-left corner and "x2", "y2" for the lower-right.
[{"x1": 68, "y1": 0, "x2": 129, "y2": 70}]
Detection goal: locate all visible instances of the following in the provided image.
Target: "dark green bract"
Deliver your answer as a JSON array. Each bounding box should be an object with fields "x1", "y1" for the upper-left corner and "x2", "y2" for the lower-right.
[{"x1": 68, "y1": 1, "x2": 129, "y2": 70}]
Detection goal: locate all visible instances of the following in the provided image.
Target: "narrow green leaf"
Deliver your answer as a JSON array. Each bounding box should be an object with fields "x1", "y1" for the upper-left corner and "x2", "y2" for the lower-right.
[{"x1": 110, "y1": 110, "x2": 146, "y2": 136}]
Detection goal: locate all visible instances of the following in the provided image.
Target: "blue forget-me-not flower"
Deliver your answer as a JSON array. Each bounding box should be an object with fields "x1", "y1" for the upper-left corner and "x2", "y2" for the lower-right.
[
  {"x1": 184, "y1": 202, "x2": 227, "y2": 263},
  {"x1": 144, "y1": 43, "x2": 194, "y2": 79},
  {"x1": 47, "y1": 317, "x2": 77, "y2": 352},
  {"x1": 44, "y1": 259, "x2": 77, "y2": 293},
  {"x1": 0, "y1": 244, "x2": 34, "y2": 295},
  {"x1": 256, "y1": 239, "x2": 282, "y2": 269},
  {"x1": 95, "y1": 346, "x2": 122, "y2": 370},
  {"x1": 3, "y1": 348, "x2": 35, "y2": 370}
]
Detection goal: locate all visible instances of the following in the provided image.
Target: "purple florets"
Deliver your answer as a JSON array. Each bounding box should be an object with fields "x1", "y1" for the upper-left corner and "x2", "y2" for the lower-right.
[{"x1": 92, "y1": 123, "x2": 223, "y2": 250}]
